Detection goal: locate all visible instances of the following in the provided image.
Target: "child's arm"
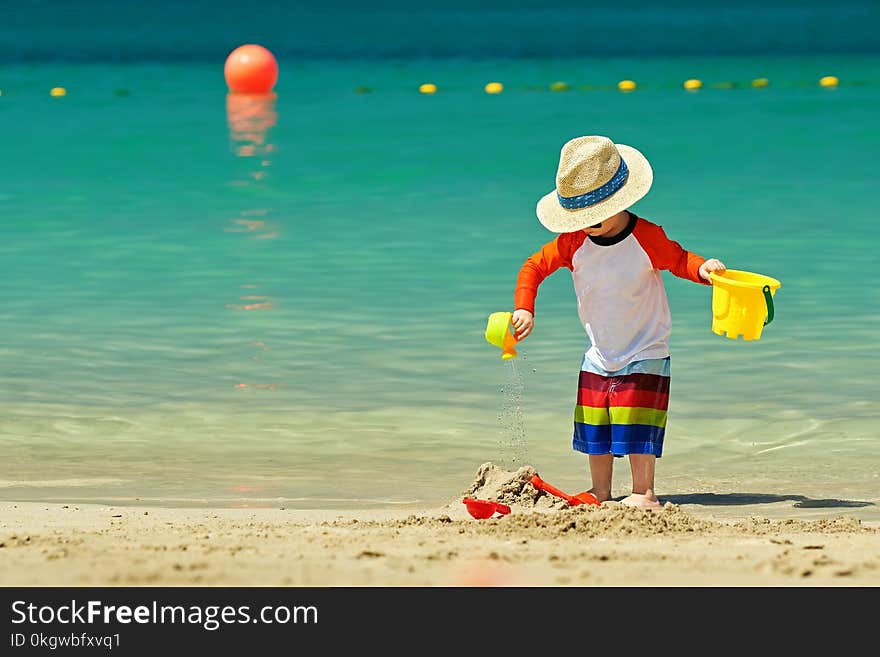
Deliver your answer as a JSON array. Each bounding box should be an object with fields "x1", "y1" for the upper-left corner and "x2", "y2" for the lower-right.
[
  {"x1": 632, "y1": 219, "x2": 724, "y2": 284},
  {"x1": 512, "y1": 232, "x2": 583, "y2": 339}
]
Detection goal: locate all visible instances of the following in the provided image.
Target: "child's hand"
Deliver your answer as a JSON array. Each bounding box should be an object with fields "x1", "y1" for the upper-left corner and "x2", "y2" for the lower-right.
[
  {"x1": 699, "y1": 258, "x2": 726, "y2": 283},
  {"x1": 511, "y1": 309, "x2": 534, "y2": 340}
]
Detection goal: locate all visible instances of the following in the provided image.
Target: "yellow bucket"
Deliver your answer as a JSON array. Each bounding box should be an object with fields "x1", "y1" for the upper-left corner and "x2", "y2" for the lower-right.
[
  {"x1": 485, "y1": 311, "x2": 518, "y2": 360},
  {"x1": 710, "y1": 270, "x2": 781, "y2": 340}
]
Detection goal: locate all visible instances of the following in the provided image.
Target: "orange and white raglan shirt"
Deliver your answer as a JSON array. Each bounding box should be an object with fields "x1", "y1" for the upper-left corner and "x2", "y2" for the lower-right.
[{"x1": 515, "y1": 212, "x2": 709, "y2": 372}]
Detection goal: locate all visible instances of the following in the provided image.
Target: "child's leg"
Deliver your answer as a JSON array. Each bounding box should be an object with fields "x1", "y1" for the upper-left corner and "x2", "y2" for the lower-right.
[
  {"x1": 606, "y1": 357, "x2": 670, "y2": 509},
  {"x1": 572, "y1": 364, "x2": 613, "y2": 500},
  {"x1": 621, "y1": 454, "x2": 660, "y2": 508},
  {"x1": 587, "y1": 454, "x2": 613, "y2": 502}
]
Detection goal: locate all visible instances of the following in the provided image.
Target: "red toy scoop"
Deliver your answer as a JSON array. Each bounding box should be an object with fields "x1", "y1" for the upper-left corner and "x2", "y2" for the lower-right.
[
  {"x1": 530, "y1": 474, "x2": 600, "y2": 507},
  {"x1": 462, "y1": 498, "x2": 512, "y2": 519}
]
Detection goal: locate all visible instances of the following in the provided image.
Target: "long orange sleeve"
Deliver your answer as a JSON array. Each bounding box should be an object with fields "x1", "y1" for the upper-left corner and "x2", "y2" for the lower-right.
[{"x1": 632, "y1": 220, "x2": 708, "y2": 285}]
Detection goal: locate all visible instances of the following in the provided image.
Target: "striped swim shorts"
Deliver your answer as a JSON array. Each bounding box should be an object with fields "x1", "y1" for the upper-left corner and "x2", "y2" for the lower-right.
[{"x1": 572, "y1": 356, "x2": 670, "y2": 458}]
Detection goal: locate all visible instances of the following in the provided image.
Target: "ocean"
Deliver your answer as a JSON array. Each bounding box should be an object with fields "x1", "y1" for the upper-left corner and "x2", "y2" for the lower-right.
[{"x1": 1, "y1": 52, "x2": 878, "y2": 520}]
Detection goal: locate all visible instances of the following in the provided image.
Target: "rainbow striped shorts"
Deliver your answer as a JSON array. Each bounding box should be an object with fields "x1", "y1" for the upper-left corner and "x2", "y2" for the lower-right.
[{"x1": 572, "y1": 356, "x2": 670, "y2": 458}]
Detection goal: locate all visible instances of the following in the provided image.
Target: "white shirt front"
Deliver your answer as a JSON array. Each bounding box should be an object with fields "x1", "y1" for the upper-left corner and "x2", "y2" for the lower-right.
[{"x1": 571, "y1": 233, "x2": 672, "y2": 372}]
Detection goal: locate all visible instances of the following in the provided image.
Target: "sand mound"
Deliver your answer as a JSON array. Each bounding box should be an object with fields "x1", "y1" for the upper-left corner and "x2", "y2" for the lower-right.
[
  {"x1": 451, "y1": 462, "x2": 717, "y2": 537},
  {"x1": 460, "y1": 462, "x2": 569, "y2": 510}
]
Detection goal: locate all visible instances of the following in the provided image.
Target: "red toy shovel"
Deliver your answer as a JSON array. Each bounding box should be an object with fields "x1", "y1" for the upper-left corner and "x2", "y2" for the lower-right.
[
  {"x1": 530, "y1": 474, "x2": 600, "y2": 507},
  {"x1": 462, "y1": 498, "x2": 512, "y2": 519}
]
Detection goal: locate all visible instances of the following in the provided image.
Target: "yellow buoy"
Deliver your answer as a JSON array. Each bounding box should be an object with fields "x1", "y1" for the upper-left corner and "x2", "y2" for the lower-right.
[
  {"x1": 751, "y1": 78, "x2": 769, "y2": 88},
  {"x1": 683, "y1": 79, "x2": 702, "y2": 91},
  {"x1": 549, "y1": 81, "x2": 570, "y2": 92},
  {"x1": 50, "y1": 87, "x2": 67, "y2": 97},
  {"x1": 618, "y1": 79, "x2": 636, "y2": 92},
  {"x1": 484, "y1": 81, "x2": 503, "y2": 94},
  {"x1": 419, "y1": 83, "x2": 437, "y2": 94},
  {"x1": 819, "y1": 75, "x2": 839, "y2": 88}
]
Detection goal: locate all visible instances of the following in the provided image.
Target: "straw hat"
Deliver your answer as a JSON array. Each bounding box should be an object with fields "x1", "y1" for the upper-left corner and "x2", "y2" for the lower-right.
[{"x1": 536, "y1": 136, "x2": 653, "y2": 233}]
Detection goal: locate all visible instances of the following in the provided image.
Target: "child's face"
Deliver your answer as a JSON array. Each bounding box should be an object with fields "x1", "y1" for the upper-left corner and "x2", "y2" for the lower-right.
[
  {"x1": 582, "y1": 221, "x2": 612, "y2": 237},
  {"x1": 581, "y1": 210, "x2": 628, "y2": 238}
]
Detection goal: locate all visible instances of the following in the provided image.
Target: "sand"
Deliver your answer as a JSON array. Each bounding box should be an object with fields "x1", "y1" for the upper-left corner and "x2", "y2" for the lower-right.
[{"x1": 1, "y1": 463, "x2": 878, "y2": 587}]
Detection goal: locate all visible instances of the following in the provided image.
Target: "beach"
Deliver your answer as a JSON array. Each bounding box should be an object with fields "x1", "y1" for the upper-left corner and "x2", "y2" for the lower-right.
[
  {"x1": 3, "y1": 8, "x2": 879, "y2": 593},
  {"x1": 3, "y1": 464, "x2": 877, "y2": 587}
]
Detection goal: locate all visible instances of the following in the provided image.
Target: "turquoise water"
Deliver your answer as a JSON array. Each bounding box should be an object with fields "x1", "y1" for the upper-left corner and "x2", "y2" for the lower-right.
[
  {"x1": 6, "y1": 1, "x2": 879, "y2": 59},
  {"x1": 1, "y1": 55, "x2": 878, "y2": 519}
]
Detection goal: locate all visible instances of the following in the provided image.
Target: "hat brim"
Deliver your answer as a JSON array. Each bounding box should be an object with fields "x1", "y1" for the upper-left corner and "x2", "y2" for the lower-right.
[{"x1": 536, "y1": 144, "x2": 653, "y2": 233}]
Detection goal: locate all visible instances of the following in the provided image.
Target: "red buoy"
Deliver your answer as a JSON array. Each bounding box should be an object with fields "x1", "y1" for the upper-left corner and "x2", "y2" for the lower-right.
[{"x1": 224, "y1": 44, "x2": 279, "y2": 94}]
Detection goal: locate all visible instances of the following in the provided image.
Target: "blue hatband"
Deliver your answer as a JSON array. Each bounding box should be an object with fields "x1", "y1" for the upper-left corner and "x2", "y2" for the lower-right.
[{"x1": 557, "y1": 158, "x2": 629, "y2": 210}]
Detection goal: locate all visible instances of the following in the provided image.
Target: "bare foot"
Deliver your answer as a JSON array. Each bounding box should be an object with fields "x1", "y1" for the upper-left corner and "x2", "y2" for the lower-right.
[
  {"x1": 584, "y1": 488, "x2": 612, "y2": 504},
  {"x1": 620, "y1": 493, "x2": 661, "y2": 509}
]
